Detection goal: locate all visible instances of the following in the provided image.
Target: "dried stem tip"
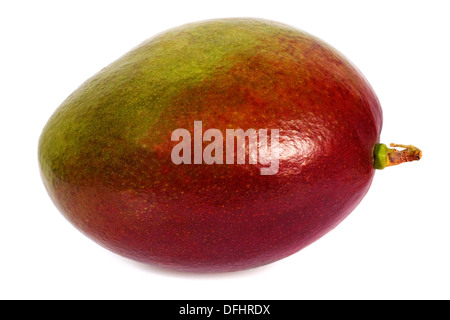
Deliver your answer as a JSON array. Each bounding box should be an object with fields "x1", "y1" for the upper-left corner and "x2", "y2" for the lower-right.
[{"x1": 373, "y1": 143, "x2": 422, "y2": 170}]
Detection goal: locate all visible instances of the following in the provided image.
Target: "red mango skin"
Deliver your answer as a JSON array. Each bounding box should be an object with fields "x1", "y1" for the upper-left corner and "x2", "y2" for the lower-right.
[{"x1": 39, "y1": 19, "x2": 382, "y2": 272}]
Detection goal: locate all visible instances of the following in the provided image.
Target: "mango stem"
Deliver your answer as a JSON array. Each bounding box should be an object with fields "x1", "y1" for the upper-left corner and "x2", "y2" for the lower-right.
[{"x1": 373, "y1": 143, "x2": 422, "y2": 170}]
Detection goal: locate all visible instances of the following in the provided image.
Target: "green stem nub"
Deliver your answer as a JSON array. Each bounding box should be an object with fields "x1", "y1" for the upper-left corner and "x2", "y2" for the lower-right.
[{"x1": 373, "y1": 143, "x2": 422, "y2": 170}]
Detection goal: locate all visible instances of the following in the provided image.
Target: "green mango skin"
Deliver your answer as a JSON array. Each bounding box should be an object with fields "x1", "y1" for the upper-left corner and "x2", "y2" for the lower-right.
[{"x1": 39, "y1": 18, "x2": 382, "y2": 272}]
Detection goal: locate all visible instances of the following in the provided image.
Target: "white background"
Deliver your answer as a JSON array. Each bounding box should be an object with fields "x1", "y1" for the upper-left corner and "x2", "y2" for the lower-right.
[{"x1": 1, "y1": 0, "x2": 449, "y2": 300}]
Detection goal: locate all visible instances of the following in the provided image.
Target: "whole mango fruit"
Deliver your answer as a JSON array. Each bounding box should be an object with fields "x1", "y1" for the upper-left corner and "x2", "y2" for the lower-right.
[{"x1": 39, "y1": 18, "x2": 421, "y2": 272}]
